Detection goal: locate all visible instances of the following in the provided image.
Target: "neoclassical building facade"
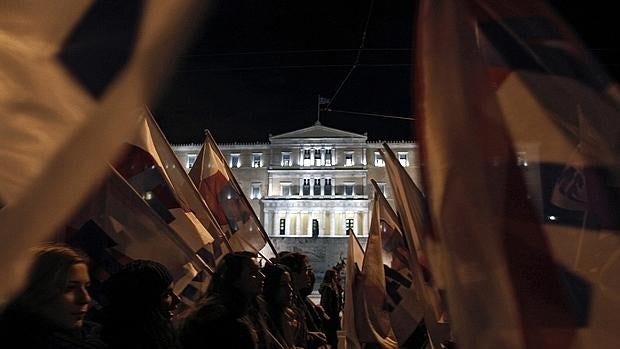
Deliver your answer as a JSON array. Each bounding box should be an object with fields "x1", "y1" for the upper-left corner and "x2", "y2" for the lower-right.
[{"x1": 172, "y1": 121, "x2": 420, "y2": 238}]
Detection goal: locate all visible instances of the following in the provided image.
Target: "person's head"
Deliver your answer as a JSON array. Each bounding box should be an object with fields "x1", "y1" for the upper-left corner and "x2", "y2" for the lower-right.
[
  {"x1": 210, "y1": 252, "x2": 264, "y2": 300},
  {"x1": 323, "y1": 269, "x2": 337, "y2": 285},
  {"x1": 15, "y1": 243, "x2": 91, "y2": 330},
  {"x1": 277, "y1": 252, "x2": 312, "y2": 293},
  {"x1": 261, "y1": 264, "x2": 293, "y2": 309},
  {"x1": 103, "y1": 260, "x2": 178, "y2": 320}
]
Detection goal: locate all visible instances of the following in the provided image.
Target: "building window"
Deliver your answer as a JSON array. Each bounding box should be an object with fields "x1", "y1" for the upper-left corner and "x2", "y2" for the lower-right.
[
  {"x1": 313, "y1": 178, "x2": 321, "y2": 195},
  {"x1": 344, "y1": 182, "x2": 354, "y2": 196},
  {"x1": 230, "y1": 153, "x2": 240, "y2": 168},
  {"x1": 186, "y1": 153, "x2": 197, "y2": 169},
  {"x1": 345, "y1": 152, "x2": 354, "y2": 166},
  {"x1": 312, "y1": 219, "x2": 319, "y2": 237},
  {"x1": 303, "y1": 149, "x2": 312, "y2": 166},
  {"x1": 398, "y1": 152, "x2": 409, "y2": 167},
  {"x1": 281, "y1": 183, "x2": 291, "y2": 196},
  {"x1": 251, "y1": 183, "x2": 261, "y2": 199},
  {"x1": 374, "y1": 152, "x2": 385, "y2": 167},
  {"x1": 325, "y1": 149, "x2": 332, "y2": 166},
  {"x1": 315, "y1": 149, "x2": 322, "y2": 166},
  {"x1": 324, "y1": 178, "x2": 332, "y2": 195},
  {"x1": 345, "y1": 219, "x2": 354, "y2": 234},
  {"x1": 279, "y1": 219, "x2": 286, "y2": 235},
  {"x1": 302, "y1": 179, "x2": 310, "y2": 195},
  {"x1": 282, "y1": 152, "x2": 291, "y2": 166},
  {"x1": 252, "y1": 153, "x2": 262, "y2": 168}
]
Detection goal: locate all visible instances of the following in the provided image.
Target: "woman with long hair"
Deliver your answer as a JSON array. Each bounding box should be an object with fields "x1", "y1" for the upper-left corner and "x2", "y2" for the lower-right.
[{"x1": 0, "y1": 243, "x2": 105, "y2": 348}]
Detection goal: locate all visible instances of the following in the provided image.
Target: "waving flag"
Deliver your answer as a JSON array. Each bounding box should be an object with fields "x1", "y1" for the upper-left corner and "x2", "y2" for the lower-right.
[
  {"x1": 189, "y1": 130, "x2": 276, "y2": 256},
  {"x1": 60, "y1": 167, "x2": 204, "y2": 303},
  {"x1": 416, "y1": 0, "x2": 620, "y2": 347},
  {"x1": 113, "y1": 109, "x2": 217, "y2": 256},
  {"x1": 0, "y1": 1, "x2": 205, "y2": 301},
  {"x1": 357, "y1": 188, "x2": 399, "y2": 348},
  {"x1": 380, "y1": 144, "x2": 451, "y2": 347},
  {"x1": 344, "y1": 233, "x2": 365, "y2": 349},
  {"x1": 371, "y1": 180, "x2": 424, "y2": 343}
]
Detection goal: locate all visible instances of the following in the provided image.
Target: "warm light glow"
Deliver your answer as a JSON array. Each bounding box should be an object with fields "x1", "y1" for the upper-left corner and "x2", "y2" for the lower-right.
[{"x1": 548, "y1": 215, "x2": 557, "y2": 221}]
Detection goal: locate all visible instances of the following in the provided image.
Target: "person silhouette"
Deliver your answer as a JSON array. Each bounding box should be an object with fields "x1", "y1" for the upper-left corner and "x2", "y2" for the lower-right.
[{"x1": 100, "y1": 259, "x2": 181, "y2": 349}]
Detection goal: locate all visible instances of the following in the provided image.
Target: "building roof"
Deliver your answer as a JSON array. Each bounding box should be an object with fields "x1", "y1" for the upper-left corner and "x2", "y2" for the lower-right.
[{"x1": 270, "y1": 121, "x2": 367, "y2": 141}]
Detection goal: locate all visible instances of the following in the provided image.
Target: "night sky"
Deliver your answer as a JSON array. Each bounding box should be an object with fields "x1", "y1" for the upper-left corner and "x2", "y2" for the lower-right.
[{"x1": 153, "y1": 1, "x2": 620, "y2": 144}]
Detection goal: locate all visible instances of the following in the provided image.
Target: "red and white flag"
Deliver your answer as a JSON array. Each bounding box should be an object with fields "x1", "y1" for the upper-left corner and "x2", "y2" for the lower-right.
[
  {"x1": 380, "y1": 144, "x2": 451, "y2": 347},
  {"x1": 189, "y1": 130, "x2": 276, "y2": 256},
  {"x1": 417, "y1": 0, "x2": 620, "y2": 347},
  {"x1": 371, "y1": 179, "x2": 424, "y2": 344},
  {"x1": 0, "y1": 1, "x2": 205, "y2": 302},
  {"x1": 356, "y1": 188, "x2": 399, "y2": 348},
  {"x1": 344, "y1": 232, "x2": 365, "y2": 349}
]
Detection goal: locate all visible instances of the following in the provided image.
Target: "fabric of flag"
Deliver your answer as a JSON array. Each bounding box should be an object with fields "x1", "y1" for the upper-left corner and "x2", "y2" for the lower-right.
[
  {"x1": 344, "y1": 233, "x2": 365, "y2": 349},
  {"x1": 113, "y1": 109, "x2": 215, "y2": 254},
  {"x1": 416, "y1": 0, "x2": 620, "y2": 348},
  {"x1": 380, "y1": 144, "x2": 451, "y2": 347},
  {"x1": 356, "y1": 192, "x2": 398, "y2": 348},
  {"x1": 59, "y1": 168, "x2": 202, "y2": 305},
  {"x1": 189, "y1": 130, "x2": 274, "y2": 256},
  {"x1": 0, "y1": 1, "x2": 205, "y2": 302},
  {"x1": 371, "y1": 180, "x2": 424, "y2": 343}
]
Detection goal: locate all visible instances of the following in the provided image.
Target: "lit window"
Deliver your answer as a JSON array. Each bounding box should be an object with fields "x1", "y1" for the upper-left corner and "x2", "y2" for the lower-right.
[
  {"x1": 345, "y1": 152, "x2": 354, "y2": 166},
  {"x1": 345, "y1": 219, "x2": 354, "y2": 234},
  {"x1": 230, "y1": 154, "x2": 240, "y2": 168},
  {"x1": 325, "y1": 149, "x2": 332, "y2": 166},
  {"x1": 282, "y1": 152, "x2": 291, "y2": 166},
  {"x1": 344, "y1": 182, "x2": 354, "y2": 196},
  {"x1": 374, "y1": 152, "x2": 385, "y2": 167},
  {"x1": 186, "y1": 153, "x2": 197, "y2": 169},
  {"x1": 251, "y1": 183, "x2": 261, "y2": 199},
  {"x1": 252, "y1": 153, "x2": 262, "y2": 168},
  {"x1": 279, "y1": 219, "x2": 286, "y2": 235},
  {"x1": 281, "y1": 183, "x2": 291, "y2": 196},
  {"x1": 303, "y1": 149, "x2": 312, "y2": 166},
  {"x1": 398, "y1": 152, "x2": 409, "y2": 167}
]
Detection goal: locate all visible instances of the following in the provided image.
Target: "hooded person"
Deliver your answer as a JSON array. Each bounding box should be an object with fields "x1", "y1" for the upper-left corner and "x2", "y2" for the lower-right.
[{"x1": 100, "y1": 260, "x2": 180, "y2": 349}]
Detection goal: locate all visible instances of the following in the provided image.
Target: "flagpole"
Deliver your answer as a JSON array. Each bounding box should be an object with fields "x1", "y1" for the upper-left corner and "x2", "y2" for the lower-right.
[
  {"x1": 317, "y1": 95, "x2": 321, "y2": 124},
  {"x1": 205, "y1": 130, "x2": 279, "y2": 257}
]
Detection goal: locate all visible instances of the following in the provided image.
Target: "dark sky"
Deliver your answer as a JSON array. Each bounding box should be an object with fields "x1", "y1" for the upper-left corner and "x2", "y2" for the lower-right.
[{"x1": 153, "y1": 1, "x2": 619, "y2": 144}]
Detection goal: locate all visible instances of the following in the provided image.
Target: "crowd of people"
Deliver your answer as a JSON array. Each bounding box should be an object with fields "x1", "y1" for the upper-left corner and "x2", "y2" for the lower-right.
[{"x1": 0, "y1": 243, "x2": 345, "y2": 349}]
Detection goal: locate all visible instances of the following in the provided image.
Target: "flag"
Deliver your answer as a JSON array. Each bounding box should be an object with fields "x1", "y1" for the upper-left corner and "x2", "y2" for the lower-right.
[
  {"x1": 318, "y1": 95, "x2": 331, "y2": 111},
  {"x1": 189, "y1": 130, "x2": 276, "y2": 256},
  {"x1": 416, "y1": 0, "x2": 620, "y2": 347},
  {"x1": 371, "y1": 179, "x2": 424, "y2": 343},
  {"x1": 356, "y1": 190, "x2": 399, "y2": 348},
  {"x1": 344, "y1": 233, "x2": 365, "y2": 349},
  {"x1": 60, "y1": 167, "x2": 204, "y2": 304},
  {"x1": 380, "y1": 144, "x2": 450, "y2": 347},
  {"x1": 0, "y1": 1, "x2": 205, "y2": 302},
  {"x1": 113, "y1": 108, "x2": 220, "y2": 258}
]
